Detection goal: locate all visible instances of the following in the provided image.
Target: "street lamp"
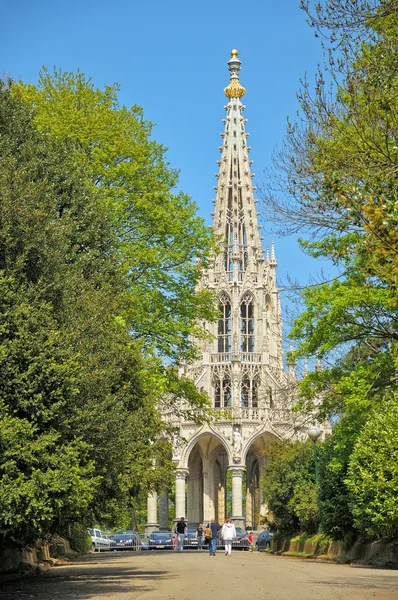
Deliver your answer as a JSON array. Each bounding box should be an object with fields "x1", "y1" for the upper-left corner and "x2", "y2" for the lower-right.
[{"x1": 308, "y1": 426, "x2": 322, "y2": 483}]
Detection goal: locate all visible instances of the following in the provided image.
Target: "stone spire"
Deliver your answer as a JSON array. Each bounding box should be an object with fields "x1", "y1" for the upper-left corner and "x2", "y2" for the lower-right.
[
  {"x1": 149, "y1": 50, "x2": 310, "y2": 536},
  {"x1": 212, "y1": 49, "x2": 264, "y2": 285}
]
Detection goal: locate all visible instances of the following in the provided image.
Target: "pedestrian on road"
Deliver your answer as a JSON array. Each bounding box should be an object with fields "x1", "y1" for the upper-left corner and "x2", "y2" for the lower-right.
[
  {"x1": 204, "y1": 524, "x2": 212, "y2": 549},
  {"x1": 174, "y1": 517, "x2": 187, "y2": 553},
  {"x1": 196, "y1": 523, "x2": 204, "y2": 550},
  {"x1": 206, "y1": 518, "x2": 221, "y2": 556},
  {"x1": 247, "y1": 531, "x2": 254, "y2": 552},
  {"x1": 220, "y1": 518, "x2": 236, "y2": 557}
]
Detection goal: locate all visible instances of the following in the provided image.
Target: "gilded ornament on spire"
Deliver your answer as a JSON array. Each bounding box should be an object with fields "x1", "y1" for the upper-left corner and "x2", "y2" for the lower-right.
[
  {"x1": 224, "y1": 49, "x2": 246, "y2": 98},
  {"x1": 224, "y1": 79, "x2": 246, "y2": 98}
]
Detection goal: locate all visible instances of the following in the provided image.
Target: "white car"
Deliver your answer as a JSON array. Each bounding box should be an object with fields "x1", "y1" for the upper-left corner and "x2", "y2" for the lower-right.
[{"x1": 88, "y1": 528, "x2": 111, "y2": 552}]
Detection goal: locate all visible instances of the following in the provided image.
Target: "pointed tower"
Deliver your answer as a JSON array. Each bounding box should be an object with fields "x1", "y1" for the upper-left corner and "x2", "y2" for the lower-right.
[
  {"x1": 207, "y1": 49, "x2": 283, "y2": 375},
  {"x1": 150, "y1": 51, "x2": 305, "y2": 534}
]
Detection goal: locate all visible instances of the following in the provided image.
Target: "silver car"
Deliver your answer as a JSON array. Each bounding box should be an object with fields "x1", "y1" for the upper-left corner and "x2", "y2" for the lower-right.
[{"x1": 88, "y1": 528, "x2": 111, "y2": 552}]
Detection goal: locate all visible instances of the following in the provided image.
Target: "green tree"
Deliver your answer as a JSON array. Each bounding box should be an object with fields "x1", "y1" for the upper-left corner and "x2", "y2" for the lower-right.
[
  {"x1": 0, "y1": 82, "x2": 180, "y2": 544},
  {"x1": 11, "y1": 71, "x2": 218, "y2": 522},
  {"x1": 346, "y1": 396, "x2": 398, "y2": 539},
  {"x1": 0, "y1": 274, "x2": 97, "y2": 545},
  {"x1": 262, "y1": 0, "x2": 398, "y2": 386},
  {"x1": 262, "y1": 440, "x2": 319, "y2": 534},
  {"x1": 261, "y1": 0, "x2": 398, "y2": 542},
  {"x1": 14, "y1": 70, "x2": 216, "y2": 362}
]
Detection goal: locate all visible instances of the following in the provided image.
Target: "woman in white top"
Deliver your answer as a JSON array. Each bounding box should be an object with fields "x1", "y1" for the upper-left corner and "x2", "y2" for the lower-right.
[{"x1": 220, "y1": 518, "x2": 236, "y2": 557}]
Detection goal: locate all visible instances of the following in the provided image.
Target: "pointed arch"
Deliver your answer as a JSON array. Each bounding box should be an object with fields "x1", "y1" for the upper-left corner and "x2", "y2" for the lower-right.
[{"x1": 179, "y1": 427, "x2": 233, "y2": 468}]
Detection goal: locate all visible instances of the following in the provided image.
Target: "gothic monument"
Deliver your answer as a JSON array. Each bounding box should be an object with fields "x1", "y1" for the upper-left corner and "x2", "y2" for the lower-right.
[{"x1": 146, "y1": 50, "x2": 309, "y2": 533}]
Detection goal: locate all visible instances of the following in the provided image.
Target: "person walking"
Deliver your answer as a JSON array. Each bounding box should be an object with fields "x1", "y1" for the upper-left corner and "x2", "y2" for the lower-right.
[
  {"x1": 220, "y1": 518, "x2": 236, "y2": 557},
  {"x1": 206, "y1": 518, "x2": 221, "y2": 556},
  {"x1": 196, "y1": 523, "x2": 204, "y2": 550},
  {"x1": 204, "y1": 524, "x2": 212, "y2": 549},
  {"x1": 174, "y1": 517, "x2": 187, "y2": 553},
  {"x1": 247, "y1": 531, "x2": 254, "y2": 552}
]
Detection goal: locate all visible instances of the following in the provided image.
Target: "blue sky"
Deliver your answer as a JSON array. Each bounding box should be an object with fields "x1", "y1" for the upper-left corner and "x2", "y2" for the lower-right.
[{"x1": 1, "y1": 0, "x2": 334, "y2": 349}]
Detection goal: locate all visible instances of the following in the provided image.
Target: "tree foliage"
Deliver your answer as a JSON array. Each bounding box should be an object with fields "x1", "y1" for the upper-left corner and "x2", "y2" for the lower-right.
[
  {"x1": 0, "y1": 77, "x2": 214, "y2": 547},
  {"x1": 14, "y1": 70, "x2": 216, "y2": 362},
  {"x1": 261, "y1": 1, "x2": 398, "y2": 542},
  {"x1": 0, "y1": 274, "x2": 97, "y2": 545},
  {"x1": 346, "y1": 397, "x2": 398, "y2": 539},
  {"x1": 262, "y1": 440, "x2": 319, "y2": 534}
]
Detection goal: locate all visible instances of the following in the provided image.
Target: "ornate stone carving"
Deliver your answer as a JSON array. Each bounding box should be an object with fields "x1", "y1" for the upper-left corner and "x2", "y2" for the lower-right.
[{"x1": 232, "y1": 428, "x2": 242, "y2": 456}]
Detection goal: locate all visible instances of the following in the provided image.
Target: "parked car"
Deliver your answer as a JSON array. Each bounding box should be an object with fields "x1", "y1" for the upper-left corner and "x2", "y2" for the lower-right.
[
  {"x1": 111, "y1": 530, "x2": 141, "y2": 551},
  {"x1": 183, "y1": 529, "x2": 198, "y2": 548},
  {"x1": 235, "y1": 527, "x2": 248, "y2": 541},
  {"x1": 219, "y1": 526, "x2": 249, "y2": 550},
  {"x1": 87, "y1": 528, "x2": 112, "y2": 552},
  {"x1": 147, "y1": 531, "x2": 175, "y2": 550},
  {"x1": 255, "y1": 530, "x2": 273, "y2": 552}
]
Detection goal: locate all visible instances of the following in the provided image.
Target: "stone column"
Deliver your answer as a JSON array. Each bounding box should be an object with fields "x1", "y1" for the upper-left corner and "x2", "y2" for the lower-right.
[
  {"x1": 218, "y1": 481, "x2": 225, "y2": 524},
  {"x1": 258, "y1": 456, "x2": 268, "y2": 519},
  {"x1": 230, "y1": 466, "x2": 245, "y2": 529},
  {"x1": 159, "y1": 488, "x2": 169, "y2": 531},
  {"x1": 245, "y1": 482, "x2": 253, "y2": 528},
  {"x1": 174, "y1": 468, "x2": 189, "y2": 524},
  {"x1": 202, "y1": 458, "x2": 215, "y2": 523},
  {"x1": 188, "y1": 458, "x2": 202, "y2": 525},
  {"x1": 145, "y1": 491, "x2": 158, "y2": 534}
]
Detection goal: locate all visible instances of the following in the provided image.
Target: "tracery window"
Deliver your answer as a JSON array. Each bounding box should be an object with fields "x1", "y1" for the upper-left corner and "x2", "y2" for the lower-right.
[
  {"x1": 240, "y1": 294, "x2": 254, "y2": 352},
  {"x1": 268, "y1": 387, "x2": 274, "y2": 408},
  {"x1": 214, "y1": 377, "x2": 232, "y2": 408},
  {"x1": 224, "y1": 201, "x2": 234, "y2": 280},
  {"x1": 241, "y1": 377, "x2": 249, "y2": 407},
  {"x1": 241, "y1": 377, "x2": 258, "y2": 408},
  {"x1": 218, "y1": 294, "x2": 231, "y2": 353}
]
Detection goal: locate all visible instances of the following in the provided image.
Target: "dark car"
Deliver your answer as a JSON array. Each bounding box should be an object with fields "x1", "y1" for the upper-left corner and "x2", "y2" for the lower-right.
[
  {"x1": 183, "y1": 529, "x2": 198, "y2": 548},
  {"x1": 219, "y1": 525, "x2": 249, "y2": 550},
  {"x1": 255, "y1": 530, "x2": 273, "y2": 552},
  {"x1": 148, "y1": 531, "x2": 175, "y2": 550},
  {"x1": 111, "y1": 530, "x2": 141, "y2": 551}
]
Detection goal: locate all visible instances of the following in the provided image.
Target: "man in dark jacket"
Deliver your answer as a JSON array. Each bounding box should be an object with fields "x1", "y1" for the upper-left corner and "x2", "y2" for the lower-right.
[
  {"x1": 174, "y1": 517, "x2": 187, "y2": 553},
  {"x1": 206, "y1": 518, "x2": 221, "y2": 556}
]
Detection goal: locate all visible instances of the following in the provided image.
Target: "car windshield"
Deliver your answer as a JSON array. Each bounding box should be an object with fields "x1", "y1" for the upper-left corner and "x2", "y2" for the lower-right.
[
  {"x1": 150, "y1": 532, "x2": 171, "y2": 539},
  {"x1": 235, "y1": 527, "x2": 245, "y2": 534}
]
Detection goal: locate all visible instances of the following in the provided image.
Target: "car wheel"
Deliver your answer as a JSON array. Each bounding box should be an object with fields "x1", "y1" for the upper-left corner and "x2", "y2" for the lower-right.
[{"x1": 91, "y1": 543, "x2": 96, "y2": 552}]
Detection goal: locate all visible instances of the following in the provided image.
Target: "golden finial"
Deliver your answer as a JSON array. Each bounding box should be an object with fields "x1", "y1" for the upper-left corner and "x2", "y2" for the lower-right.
[
  {"x1": 224, "y1": 80, "x2": 246, "y2": 98},
  {"x1": 224, "y1": 49, "x2": 246, "y2": 98}
]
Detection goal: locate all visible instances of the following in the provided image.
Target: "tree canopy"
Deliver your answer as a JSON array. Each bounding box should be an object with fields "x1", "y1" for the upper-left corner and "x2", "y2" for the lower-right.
[
  {"x1": 262, "y1": 0, "x2": 398, "y2": 542},
  {"x1": 14, "y1": 70, "x2": 216, "y2": 362},
  {"x1": 0, "y1": 72, "x2": 215, "y2": 547}
]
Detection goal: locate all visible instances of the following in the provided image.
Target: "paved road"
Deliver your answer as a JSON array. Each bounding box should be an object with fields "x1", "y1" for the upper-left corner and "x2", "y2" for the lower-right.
[{"x1": 1, "y1": 550, "x2": 398, "y2": 600}]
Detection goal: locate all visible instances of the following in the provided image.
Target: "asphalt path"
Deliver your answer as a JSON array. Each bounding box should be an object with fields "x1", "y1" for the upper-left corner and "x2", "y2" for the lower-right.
[{"x1": 1, "y1": 549, "x2": 398, "y2": 600}]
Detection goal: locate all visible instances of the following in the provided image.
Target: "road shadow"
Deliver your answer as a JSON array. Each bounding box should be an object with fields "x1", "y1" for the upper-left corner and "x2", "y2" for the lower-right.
[
  {"x1": 0, "y1": 553, "x2": 173, "y2": 599},
  {"x1": 309, "y1": 575, "x2": 398, "y2": 591}
]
